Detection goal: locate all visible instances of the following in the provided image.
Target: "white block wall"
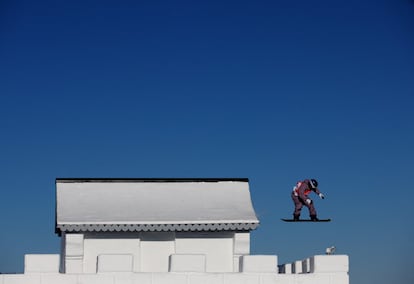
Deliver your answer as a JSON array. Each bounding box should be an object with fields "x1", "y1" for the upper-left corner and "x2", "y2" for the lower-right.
[
  {"x1": 97, "y1": 254, "x2": 133, "y2": 273},
  {"x1": 140, "y1": 232, "x2": 175, "y2": 272},
  {"x1": 175, "y1": 232, "x2": 233, "y2": 272},
  {"x1": 61, "y1": 231, "x2": 242, "y2": 273},
  {"x1": 84, "y1": 236, "x2": 141, "y2": 273},
  {"x1": 169, "y1": 254, "x2": 206, "y2": 272},
  {"x1": 240, "y1": 255, "x2": 278, "y2": 273},
  {"x1": 1, "y1": 271, "x2": 349, "y2": 284},
  {"x1": 24, "y1": 255, "x2": 60, "y2": 274},
  {"x1": 310, "y1": 255, "x2": 349, "y2": 273}
]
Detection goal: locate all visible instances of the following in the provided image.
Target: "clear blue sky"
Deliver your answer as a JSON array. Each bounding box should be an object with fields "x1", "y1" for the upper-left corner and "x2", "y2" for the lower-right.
[{"x1": 1, "y1": 0, "x2": 413, "y2": 283}]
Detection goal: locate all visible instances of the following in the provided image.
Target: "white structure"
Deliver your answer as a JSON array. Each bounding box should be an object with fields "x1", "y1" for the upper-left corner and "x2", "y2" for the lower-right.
[
  {"x1": 56, "y1": 178, "x2": 258, "y2": 274},
  {"x1": 0, "y1": 178, "x2": 349, "y2": 284}
]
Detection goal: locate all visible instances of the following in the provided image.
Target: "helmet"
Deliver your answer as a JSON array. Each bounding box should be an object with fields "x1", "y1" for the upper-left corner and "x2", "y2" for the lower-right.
[{"x1": 309, "y1": 179, "x2": 318, "y2": 189}]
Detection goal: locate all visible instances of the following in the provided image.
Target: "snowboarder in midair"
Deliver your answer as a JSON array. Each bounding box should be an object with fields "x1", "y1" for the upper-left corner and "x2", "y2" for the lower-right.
[{"x1": 292, "y1": 179, "x2": 325, "y2": 221}]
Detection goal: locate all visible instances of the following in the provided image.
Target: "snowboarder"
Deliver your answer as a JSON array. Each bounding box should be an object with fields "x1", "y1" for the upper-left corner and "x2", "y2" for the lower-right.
[{"x1": 291, "y1": 179, "x2": 325, "y2": 221}]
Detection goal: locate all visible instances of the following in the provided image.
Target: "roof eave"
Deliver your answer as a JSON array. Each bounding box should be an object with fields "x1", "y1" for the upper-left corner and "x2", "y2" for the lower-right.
[{"x1": 56, "y1": 222, "x2": 260, "y2": 235}]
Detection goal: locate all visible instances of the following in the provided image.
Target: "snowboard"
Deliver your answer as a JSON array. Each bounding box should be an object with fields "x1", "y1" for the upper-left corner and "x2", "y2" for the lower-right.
[{"x1": 281, "y1": 218, "x2": 331, "y2": 222}]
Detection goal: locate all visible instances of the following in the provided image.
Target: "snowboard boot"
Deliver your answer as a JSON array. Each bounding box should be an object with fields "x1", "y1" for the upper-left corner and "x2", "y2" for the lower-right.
[
  {"x1": 293, "y1": 214, "x2": 300, "y2": 221},
  {"x1": 310, "y1": 215, "x2": 319, "y2": 221}
]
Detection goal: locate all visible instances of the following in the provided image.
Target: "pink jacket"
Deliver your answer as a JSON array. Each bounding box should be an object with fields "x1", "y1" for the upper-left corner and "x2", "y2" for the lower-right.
[{"x1": 293, "y1": 179, "x2": 321, "y2": 201}]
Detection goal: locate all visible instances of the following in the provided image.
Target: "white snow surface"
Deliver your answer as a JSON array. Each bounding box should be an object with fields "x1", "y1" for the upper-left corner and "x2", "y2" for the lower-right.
[{"x1": 56, "y1": 180, "x2": 259, "y2": 225}]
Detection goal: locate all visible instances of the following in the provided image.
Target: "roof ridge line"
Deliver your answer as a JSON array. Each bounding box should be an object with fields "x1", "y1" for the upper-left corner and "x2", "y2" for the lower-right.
[{"x1": 56, "y1": 178, "x2": 249, "y2": 183}]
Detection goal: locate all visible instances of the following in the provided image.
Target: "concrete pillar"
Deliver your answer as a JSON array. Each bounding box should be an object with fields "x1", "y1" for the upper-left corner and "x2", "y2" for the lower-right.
[
  {"x1": 283, "y1": 263, "x2": 293, "y2": 274},
  {"x1": 233, "y1": 232, "x2": 250, "y2": 272},
  {"x1": 302, "y1": 258, "x2": 310, "y2": 273},
  {"x1": 62, "y1": 233, "x2": 84, "y2": 274},
  {"x1": 293, "y1": 260, "x2": 303, "y2": 274}
]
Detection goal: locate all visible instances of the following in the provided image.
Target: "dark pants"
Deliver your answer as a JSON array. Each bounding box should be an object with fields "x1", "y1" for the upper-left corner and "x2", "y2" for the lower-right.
[{"x1": 291, "y1": 192, "x2": 317, "y2": 217}]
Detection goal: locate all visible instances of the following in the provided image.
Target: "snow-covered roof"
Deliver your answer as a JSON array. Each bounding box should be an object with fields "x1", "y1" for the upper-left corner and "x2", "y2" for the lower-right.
[{"x1": 55, "y1": 178, "x2": 259, "y2": 234}]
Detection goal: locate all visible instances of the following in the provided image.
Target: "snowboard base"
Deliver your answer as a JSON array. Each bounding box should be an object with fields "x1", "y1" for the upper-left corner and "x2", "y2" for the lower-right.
[{"x1": 281, "y1": 218, "x2": 331, "y2": 222}]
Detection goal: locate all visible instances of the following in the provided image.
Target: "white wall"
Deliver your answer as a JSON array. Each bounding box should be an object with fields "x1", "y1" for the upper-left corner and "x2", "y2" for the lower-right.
[
  {"x1": 175, "y1": 232, "x2": 234, "y2": 272},
  {"x1": 11, "y1": 253, "x2": 348, "y2": 284},
  {"x1": 83, "y1": 232, "x2": 141, "y2": 273},
  {"x1": 4, "y1": 270, "x2": 349, "y2": 284},
  {"x1": 24, "y1": 255, "x2": 60, "y2": 274},
  {"x1": 62, "y1": 231, "x2": 240, "y2": 273},
  {"x1": 62, "y1": 233, "x2": 84, "y2": 274},
  {"x1": 140, "y1": 232, "x2": 175, "y2": 272}
]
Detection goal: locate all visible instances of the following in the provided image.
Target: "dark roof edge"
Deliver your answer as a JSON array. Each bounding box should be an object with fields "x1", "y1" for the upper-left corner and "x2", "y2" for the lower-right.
[{"x1": 56, "y1": 178, "x2": 249, "y2": 183}]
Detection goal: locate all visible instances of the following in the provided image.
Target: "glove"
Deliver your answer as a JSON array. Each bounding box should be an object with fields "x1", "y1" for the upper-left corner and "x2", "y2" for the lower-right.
[
  {"x1": 306, "y1": 199, "x2": 312, "y2": 205},
  {"x1": 319, "y1": 193, "x2": 325, "y2": 199}
]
